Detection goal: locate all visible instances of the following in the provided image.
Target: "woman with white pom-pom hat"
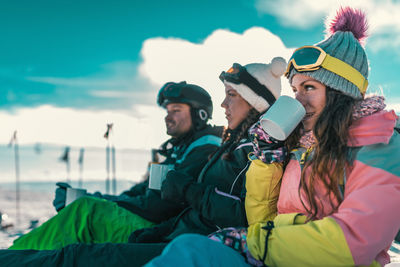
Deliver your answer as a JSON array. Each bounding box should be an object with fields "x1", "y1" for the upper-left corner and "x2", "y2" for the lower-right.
[
  {"x1": 0, "y1": 57, "x2": 287, "y2": 266},
  {"x1": 146, "y1": 7, "x2": 400, "y2": 267}
]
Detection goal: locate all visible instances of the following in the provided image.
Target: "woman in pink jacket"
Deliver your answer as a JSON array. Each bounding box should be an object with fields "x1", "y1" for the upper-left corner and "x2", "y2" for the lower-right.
[{"x1": 146, "y1": 7, "x2": 400, "y2": 267}]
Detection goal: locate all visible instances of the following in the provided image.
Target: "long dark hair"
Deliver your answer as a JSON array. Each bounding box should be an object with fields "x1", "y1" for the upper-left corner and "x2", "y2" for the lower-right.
[
  {"x1": 219, "y1": 108, "x2": 260, "y2": 160},
  {"x1": 292, "y1": 88, "x2": 358, "y2": 220}
]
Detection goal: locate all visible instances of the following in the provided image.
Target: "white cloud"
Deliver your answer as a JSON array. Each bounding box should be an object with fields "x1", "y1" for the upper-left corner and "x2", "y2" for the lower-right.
[
  {"x1": 386, "y1": 98, "x2": 400, "y2": 114},
  {"x1": 89, "y1": 90, "x2": 140, "y2": 99},
  {"x1": 0, "y1": 105, "x2": 169, "y2": 149},
  {"x1": 3, "y1": 24, "x2": 398, "y2": 151},
  {"x1": 138, "y1": 27, "x2": 294, "y2": 125},
  {"x1": 255, "y1": 0, "x2": 400, "y2": 51},
  {"x1": 2, "y1": 27, "x2": 294, "y2": 149},
  {"x1": 255, "y1": 0, "x2": 334, "y2": 29},
  {"x1": 24, "y1": 61, "x2": 157, "y2": 105},
  {"x1": 387, "y1": 103, "x2": 400, "y2": 111},
  {"x1": 26, "y1": 61, "x2": 140, "y2": 96}
]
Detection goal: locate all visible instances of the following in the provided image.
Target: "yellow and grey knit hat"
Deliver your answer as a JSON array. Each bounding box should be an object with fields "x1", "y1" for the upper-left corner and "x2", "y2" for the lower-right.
[{"x1": 288, "y1": 7, "x2": 369, "y2": 99}]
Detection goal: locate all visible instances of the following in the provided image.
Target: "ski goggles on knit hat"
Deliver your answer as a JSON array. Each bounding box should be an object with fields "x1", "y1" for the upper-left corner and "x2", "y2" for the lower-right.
[
  {"x1": 219, "y1": 63, "x2": 276, "y2": 106},
  {"x1": 284, "y1": 46, "x2": 368, "y2": 94}
]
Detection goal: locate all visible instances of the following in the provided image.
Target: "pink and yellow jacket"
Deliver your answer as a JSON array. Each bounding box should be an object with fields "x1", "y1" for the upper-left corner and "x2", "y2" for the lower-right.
[{"x1": 248, "y1": 110, "x2": 400, "y2": 266}]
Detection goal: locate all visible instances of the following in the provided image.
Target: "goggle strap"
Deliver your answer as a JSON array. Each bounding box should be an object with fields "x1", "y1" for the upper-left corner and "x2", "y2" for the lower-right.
[
  {"x1": 222, "y1": 67, "x2": 276, "y2": 106},
  {"x1": 241, "y1": 76, "x2": 276, "y2": 107},
  {"x1": 322, "y1": 55, "x2": 368, "y2": 94},
  {"x1": 231, "y1": 66, "x2": 276, "y2": 106}
]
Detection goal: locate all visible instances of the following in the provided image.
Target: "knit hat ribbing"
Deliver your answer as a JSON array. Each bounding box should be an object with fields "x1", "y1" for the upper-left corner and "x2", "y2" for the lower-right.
[
  {"x1": 288, "y1": 7, "x2": 369, "y2": 99},
  {"x1": 223, "y1": 57, "x2": 286, "y2": 113}
]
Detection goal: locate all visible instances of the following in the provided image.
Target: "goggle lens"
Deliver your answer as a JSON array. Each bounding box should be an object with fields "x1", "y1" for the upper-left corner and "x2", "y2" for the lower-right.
[
  {"x1": 157, "y1": 82, "x2": 185, "y2": 106},
  {"x1": 291, "y1": 47, "x2": 322, "y2": 66},
  {"x1": 285, "y1": 46, "x2": 325, "y2": 77},
  {"x1": 219, "y1": 63, "x2": 243, "y2": 84},
  {"x1": 160, "y1": 82, "x2": 182, "y2": 98},
  {"x1": 285, "y1": 45, "x2": 368, "y2": 94},
  {"x1": 226, "y1": 66, "x2": 239, "y2": 74},
  {"x1": 220, "y1": 63, "x2": 276, "y2": 106}
]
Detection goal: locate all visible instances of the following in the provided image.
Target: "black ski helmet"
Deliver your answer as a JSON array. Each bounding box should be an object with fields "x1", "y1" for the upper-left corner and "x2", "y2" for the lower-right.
[{"x1": 157, "y1": 81, "x2": 213, "y2": 130}]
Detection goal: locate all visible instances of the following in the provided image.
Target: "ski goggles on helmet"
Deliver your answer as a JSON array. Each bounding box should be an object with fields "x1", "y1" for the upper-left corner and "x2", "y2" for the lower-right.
[
  {"x1": 157, "y1": 81, "x2": 185, "y2": 106},
  {"x1": 219, "y1": 63, "x2": 276, "y2": 106},
  {"x1": 284, "y1": 46, "x2": 368, "y2": 94}
]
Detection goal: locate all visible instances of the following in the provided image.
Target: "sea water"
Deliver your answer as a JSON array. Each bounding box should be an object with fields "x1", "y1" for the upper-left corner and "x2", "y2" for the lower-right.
[
  {"x1": 0, "y1": 144, "x2": 150, "y2": 183},
  {"x1": 0, "y1": 144, "x2": 151, "y2": 248}
]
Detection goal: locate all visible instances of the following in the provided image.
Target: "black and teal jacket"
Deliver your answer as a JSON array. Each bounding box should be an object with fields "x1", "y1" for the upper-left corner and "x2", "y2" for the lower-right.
[
  {"x1": 112, "y1": 124, "x2": 223, "y2": 223},
  {"x1": 162, "y1": 137, "x2": 253, "y2": 240}
]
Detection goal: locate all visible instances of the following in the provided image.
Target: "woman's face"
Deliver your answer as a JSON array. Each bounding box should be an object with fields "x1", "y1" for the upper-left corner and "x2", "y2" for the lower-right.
[
  {"x1": 221, "y1": 84, "x2": 252, "y2": 130},
  {"x1": 291, "y1": 74, "x2": 327, "y2": 132}
]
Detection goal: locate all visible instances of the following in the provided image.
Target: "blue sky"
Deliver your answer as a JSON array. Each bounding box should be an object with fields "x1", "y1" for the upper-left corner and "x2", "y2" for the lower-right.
[{"x1": 1, "y1": 0, "x2": 400, "y2": 148}]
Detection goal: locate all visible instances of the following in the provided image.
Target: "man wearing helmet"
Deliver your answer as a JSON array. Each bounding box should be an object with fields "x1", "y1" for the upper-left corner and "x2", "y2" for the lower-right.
[
  {"x1": 165, "y1": 103, "x2": 192, "y2": 137},
  {"x1": 9, "y1": 81, "x2": 223, "y2": 250},
  {"x1": 158, "y1": 81, "x2": 214, "y2": 132}
]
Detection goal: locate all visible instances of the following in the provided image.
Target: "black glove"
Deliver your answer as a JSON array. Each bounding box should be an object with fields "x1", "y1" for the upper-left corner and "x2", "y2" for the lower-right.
[
  {"x1": 128, "y1": 221, "x2": 173, "y2": 243},
  {"x1": 161, "y1": 170, "x2": 193, "y2": 203},
  {"x1": 52, "y1": 182, "x2": 71, "y2": 212}
]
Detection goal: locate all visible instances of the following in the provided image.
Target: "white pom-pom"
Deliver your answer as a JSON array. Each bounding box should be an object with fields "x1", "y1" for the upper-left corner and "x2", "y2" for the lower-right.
[{"x1": 271, "y1": 57, "x2": 287, "y2": 77}]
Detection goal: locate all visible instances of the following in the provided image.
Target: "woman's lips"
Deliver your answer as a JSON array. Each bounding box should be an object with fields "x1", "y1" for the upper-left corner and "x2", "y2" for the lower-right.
[{"x1": 303, "y1": 112, "x2": 314, "y2": 121}]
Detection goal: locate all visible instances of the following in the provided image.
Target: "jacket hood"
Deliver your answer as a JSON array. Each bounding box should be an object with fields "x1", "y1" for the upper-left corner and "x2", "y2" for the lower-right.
[{"x1": 348, "y1": 110, "x2": 398, "y2": 147}]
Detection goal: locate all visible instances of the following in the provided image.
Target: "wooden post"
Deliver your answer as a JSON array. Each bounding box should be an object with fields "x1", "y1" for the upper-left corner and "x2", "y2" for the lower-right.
[
  {"x1": 9, "y1": 131, "x2": 20, "y2": 225},
  {"x1": 78, "y1": 148, "x2": 85, "y2": 188},
  {"x1": 106, "y1": 144, "x2": 110, "y2": 194},
  {"x1": 104, "y1": 123, "x2": 113, "y2": 194},
  {"x1": 60, "y1": 147, "x2": 71, "y2": 184},
  {"x1": 14, "y1": 135, "x2": 20, "y2": 225},
  {"x1": 111, "y1": 145, "x2": 116, "y2": 195}
]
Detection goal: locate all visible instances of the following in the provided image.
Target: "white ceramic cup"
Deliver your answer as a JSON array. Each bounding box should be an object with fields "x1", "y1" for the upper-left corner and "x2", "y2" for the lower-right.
[
  {"x1": 65, "y1": 187, "x2": 87, "y2": 206},
  {"x1": 149, "y1": 163, "x2": 174, "y2": 190},
  {"x1": 260, "y1": 95, "x2": 306, "y2": 141}
]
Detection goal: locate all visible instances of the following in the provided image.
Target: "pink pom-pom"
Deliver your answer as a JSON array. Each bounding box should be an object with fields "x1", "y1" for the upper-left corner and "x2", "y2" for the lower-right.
[{"x1": 328, "y1": 7, "x2": 368, "y2": 42}]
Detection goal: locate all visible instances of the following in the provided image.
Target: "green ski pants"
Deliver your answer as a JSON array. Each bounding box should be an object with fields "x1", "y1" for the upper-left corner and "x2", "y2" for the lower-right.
[{"x1": 9, "y1": 196, "x2": 155, "y2": 250}]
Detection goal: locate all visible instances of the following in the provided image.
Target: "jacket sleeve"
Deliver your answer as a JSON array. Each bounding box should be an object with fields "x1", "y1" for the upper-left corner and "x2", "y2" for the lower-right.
[
  {"x1": 115, "y1": 143, "x2": 219, "y2": 223},
  {"x1": 86, "y1": 180, "x2": 149, "y2": 201},
  {"x1": 247, "y1": 213, "x2": 359, "y2": 267},
  {"x1": 184, "y1": 143, "x2": 253, "y2": 228},
  {"x1": 174, "y1": 143, "x2": 219, "y2": 178},
  {"x1": 247, "y1": 140, "x2": 400, "y2": 267},
  {"x1": 245, "y1": 160, "x2": 283, "y2": 225},
  {"x1": 120, "y1": 180, "x2": 149, "y2": 197},
  {"x1": 185, "y1": 183, "x2": 248, "y2": 228}
]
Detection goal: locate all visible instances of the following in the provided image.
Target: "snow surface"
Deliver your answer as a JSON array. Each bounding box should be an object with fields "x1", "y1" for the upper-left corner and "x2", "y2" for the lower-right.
[
  {"x1": 1, "y1": 186, "x2": 399, "y2": 265},
  {"x1": 0, "y1": 187, "x2": 55, "y2": 248}
]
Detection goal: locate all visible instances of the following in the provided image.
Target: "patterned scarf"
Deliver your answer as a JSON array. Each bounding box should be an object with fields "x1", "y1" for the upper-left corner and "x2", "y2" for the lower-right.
[
  {"x1": 299, "y1": 95, "x2": 386, "y2": 149},
  {"x1": 248, "y1": 121, "x2": 287, "y2": 164}
]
